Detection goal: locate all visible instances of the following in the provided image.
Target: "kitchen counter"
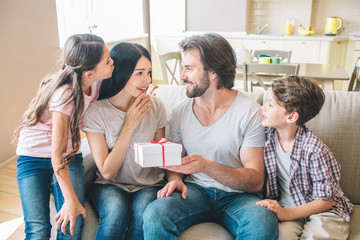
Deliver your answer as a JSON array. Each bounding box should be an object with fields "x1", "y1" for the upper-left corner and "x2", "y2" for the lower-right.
[{"x1": 183, "y1": 31, "x2": 356, "y2": 42}]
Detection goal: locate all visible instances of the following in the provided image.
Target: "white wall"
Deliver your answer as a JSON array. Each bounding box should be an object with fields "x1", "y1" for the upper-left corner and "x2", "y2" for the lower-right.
[
  {"x1": 0, "y1": 0, "x2": 60, "y2": 164},
  {"x1": 186, "y1": 0, "x2": 247, "y2": 32}
]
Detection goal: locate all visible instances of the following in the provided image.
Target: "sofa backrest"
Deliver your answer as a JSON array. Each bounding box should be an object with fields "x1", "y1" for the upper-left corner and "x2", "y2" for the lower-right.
[
  {"x1": 156, "y1": 85, "x2": 360, "y2": 205},
  {"x1": 305, "y1": 91, "x2": 360, "y2": 204}
]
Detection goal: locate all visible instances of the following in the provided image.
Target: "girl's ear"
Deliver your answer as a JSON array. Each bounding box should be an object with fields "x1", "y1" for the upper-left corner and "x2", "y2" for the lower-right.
[
  {"x1": 83, "y1": 70, "x2": 95, "y2": 80},
  {"x1": 287, "y1": 112, "x2": 299, "y2": 124}
]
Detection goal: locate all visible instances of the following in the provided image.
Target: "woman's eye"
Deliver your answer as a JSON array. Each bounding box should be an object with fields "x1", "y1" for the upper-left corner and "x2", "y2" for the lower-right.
[{"x1": 136, "y1": 72, "x2": 143, "y2": 76}]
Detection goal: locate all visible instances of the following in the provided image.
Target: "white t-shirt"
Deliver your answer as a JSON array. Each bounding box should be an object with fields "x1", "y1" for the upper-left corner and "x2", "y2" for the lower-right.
[
  {"x1": 82, "y1": 96, "x2": 168, "y2": 192},
  {"x1": 169, "y1": 91, "x2": 265, "y2": 193},
  {"x1": 16, "y1": 80, "x2": 102, "y2": 157}
]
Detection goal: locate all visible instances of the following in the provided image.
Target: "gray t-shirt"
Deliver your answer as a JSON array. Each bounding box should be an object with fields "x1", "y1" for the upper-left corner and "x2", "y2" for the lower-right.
[
  {"x1": 82, "y1": 96, "x2": 167, "y2": 192},
  {"x1": 274, "y1": 131, "x2": 296, "y2": 208},
  {"x1": 169, "y1": 91, "x2": 265, "y2": 193}
]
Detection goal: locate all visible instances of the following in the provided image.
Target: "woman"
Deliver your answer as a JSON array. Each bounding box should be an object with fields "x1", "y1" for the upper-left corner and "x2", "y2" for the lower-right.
[{"x1": 82, "y1": 42, "x2": 166, "y2": 240}]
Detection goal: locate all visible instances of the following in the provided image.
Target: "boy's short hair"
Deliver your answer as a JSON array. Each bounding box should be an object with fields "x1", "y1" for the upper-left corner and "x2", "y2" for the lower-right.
[{"x1": 271, "y1": 76, "x2": 325, "y2": 126}]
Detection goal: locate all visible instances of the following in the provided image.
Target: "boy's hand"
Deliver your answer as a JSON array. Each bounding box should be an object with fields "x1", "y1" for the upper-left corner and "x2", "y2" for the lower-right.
[
  {"x1": 256, "y1": 199, "x2": 290, "y2": 221},
  {"x1": 157, "y1": 179, "x2": 187, "y2": 199}
]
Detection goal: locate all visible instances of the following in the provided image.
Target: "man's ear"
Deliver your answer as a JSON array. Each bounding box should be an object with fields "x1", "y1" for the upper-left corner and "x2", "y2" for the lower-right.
[
  {"x1": 209, "y1": 71, "x2": 218, "y2": 81},
  {"x1": 287, "y1": 112, "x2": 299, "y2": 124}
]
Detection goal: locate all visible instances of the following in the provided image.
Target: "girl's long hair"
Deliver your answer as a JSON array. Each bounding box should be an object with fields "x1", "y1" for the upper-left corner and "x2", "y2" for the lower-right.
[{"x1": 15, "y1": 33, "x2": 105, "y2": 172}]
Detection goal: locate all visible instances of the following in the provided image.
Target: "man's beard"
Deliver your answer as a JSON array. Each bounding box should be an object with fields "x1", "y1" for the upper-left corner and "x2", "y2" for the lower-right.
[{"x1": 186, "y1": 71, "x2": 210, "y2": 98}]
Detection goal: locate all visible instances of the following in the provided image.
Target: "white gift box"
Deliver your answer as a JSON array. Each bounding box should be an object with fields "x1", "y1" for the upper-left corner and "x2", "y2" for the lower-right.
[{"x1": 134, "y1": 142, "x2": 182, "y2": 167}]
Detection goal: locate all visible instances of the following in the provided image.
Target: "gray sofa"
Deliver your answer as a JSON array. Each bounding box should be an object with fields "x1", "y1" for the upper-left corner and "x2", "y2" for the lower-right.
[{"x1": 51, "y1": 85, "x2": 360, "y2": 239}]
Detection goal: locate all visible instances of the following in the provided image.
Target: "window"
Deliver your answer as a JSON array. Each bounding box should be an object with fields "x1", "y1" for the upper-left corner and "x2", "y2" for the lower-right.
[{"x1": 55, "y1": 0, "x2": 144, "y2": 46}]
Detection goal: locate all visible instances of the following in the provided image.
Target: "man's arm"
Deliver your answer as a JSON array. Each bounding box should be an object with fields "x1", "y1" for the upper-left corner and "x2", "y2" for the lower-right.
[{"x1": 164, "y1": 146, "x2": 265, "y2": 193}]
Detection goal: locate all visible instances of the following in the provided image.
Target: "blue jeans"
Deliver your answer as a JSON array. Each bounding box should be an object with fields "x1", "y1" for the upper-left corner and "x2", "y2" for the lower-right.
[
  {"x1": 17, "y1": 154, "x2": 85, "y2": 240},
  {"x1": 89, "y1": 183, "x2": 161, "y2": 240},
  {"x1": 143, "y1": 183, "x2": 278, "y2": 240}
]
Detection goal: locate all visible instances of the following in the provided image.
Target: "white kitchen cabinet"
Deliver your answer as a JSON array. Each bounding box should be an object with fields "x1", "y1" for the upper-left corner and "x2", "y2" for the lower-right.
[
  {"x1": 345, "y1": 40, "x2": 360, "y2": 74},
  {"x1": 320, "y1": 40, "x2": 348, "y2": 66},
  {"x1": 243, "y1": 39, "x2": 287, "y2": 52},
  {"x1": 288, "y1": 40, "x2": 321, "y2": 63}
]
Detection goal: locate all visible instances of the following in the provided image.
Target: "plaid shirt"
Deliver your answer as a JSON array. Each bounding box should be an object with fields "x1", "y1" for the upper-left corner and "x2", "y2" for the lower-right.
[{"x1": 264, "y1": 125, "x2": 353, "y2": 222}]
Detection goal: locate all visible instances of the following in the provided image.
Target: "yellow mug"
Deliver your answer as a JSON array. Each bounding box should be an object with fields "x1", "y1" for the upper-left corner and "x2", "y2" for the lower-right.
[{"x1": 259, "y1": 57, "x2": 270, "y2": 64}]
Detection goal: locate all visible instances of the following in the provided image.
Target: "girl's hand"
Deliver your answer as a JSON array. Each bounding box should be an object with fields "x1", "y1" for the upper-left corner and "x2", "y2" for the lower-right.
[
  {"x1": 55, "y1": 200, "x2": 87, "y2": 235},
  {"x1": 146, "y1": 84, "x2": 158, "y2": 96},
  {"x1": 123, "y1": 93, "x2": 152, "y2": 132},
  {"x1": 256, "y1": 199, "x2": 288, "y2": 221},
  {"x1": 157, "y1": 179, "x2": 187, "y2": 199}
]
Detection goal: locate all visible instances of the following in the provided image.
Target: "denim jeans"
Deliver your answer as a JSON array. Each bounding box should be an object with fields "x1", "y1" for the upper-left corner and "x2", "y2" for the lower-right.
[
  {"x1": 17, "y1": 154, "x2": 85, "y2": 240},
  {"x1": 89, "y1": 183, "x2": 161, "y2": 240},
  {"x1": 143, "y1": 183, "x2": 278, "y2": 240}
]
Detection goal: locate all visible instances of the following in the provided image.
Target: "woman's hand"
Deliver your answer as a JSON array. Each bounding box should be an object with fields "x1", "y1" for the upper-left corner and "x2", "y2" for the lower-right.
[
  {"x1": 157, "y1": 179, "x2": 187, "y2": 199},
  {"x1": 123, "y1": 93, "x2": 152, "y2": 132},
  {"x1": 55, "y1": 200, "x2": 87, "y2": 235}
]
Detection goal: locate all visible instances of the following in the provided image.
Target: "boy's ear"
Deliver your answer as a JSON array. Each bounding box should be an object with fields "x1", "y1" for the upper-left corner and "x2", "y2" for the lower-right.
[{"x1": 287, "y1": 112, "x2": 299, "y2": 124}]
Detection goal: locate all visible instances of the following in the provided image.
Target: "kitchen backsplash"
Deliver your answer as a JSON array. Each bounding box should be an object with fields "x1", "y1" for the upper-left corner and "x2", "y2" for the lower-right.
[{"x1": 247, "y1": 0, "x2": 360, "y2": 35}]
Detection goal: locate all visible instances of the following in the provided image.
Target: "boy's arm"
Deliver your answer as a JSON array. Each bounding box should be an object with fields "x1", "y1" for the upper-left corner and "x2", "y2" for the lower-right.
[{"x1": 257, "y1": 198, "x2": 333, "y2": 221}]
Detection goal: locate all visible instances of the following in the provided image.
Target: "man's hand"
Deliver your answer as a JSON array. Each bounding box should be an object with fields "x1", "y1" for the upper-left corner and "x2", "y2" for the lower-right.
[
  {"x1": 163, "y1": 154, "x2": 210, "y2": 175},
  {"x1": 157, "y1": 179, "x2": 187, "y2": 199}
]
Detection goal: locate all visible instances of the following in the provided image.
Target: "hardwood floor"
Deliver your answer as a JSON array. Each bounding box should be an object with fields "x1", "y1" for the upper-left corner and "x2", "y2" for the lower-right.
[{"x1": 0, "y1": 157, "x2": 25, "y2": 239}]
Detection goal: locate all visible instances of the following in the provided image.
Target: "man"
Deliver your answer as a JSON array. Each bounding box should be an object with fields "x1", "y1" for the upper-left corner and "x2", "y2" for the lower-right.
[{"x1": 143, "y1": 33, "x2": 278, "y2": 240}]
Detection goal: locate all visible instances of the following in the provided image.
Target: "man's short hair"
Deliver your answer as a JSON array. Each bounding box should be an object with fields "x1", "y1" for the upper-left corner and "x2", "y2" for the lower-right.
[
  {"x1": 179, "y1": 33, "x2": 236, "y2": 89},
  {"x1": 271, "y1": 76, "x2": 325, "y2": 125}
]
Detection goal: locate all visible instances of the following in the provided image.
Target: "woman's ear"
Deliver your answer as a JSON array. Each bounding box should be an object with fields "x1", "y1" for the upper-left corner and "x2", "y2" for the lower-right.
[{"x1": 287, "y1": 112, "x2": 299, "y2": 124}]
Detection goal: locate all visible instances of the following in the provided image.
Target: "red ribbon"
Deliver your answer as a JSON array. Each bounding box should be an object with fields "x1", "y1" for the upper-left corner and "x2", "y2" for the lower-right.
[
  {"x1": 136, "y1": 140, "x2": 167, "y2": 167},
  {"x1": 149, "y1": 140, "x2": 167, "y2": 167}
]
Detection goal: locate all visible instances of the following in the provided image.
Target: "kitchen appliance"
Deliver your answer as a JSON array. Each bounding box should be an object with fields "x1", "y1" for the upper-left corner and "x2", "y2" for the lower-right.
[{"x1": 325, "y1": 17, "x2": 343, "y2": 36}]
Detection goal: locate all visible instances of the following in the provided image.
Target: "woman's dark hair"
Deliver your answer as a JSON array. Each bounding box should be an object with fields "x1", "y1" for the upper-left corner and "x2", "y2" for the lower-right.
[
  {"x1": 98, "y1": 42, "x2": 151, "y2": 99},
  {"x1": 179, "y1": 33, "x2": 236, "y2": 89},
  {"x1": 272, "y1": 76, "x2": 325, "y2": 126},
  {"x1": 16, "y1": 33, "x2": 105, "y2": 172}
]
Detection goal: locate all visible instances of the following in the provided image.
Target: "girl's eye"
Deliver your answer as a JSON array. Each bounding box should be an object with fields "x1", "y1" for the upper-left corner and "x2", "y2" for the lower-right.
[{"x1": 136, "y1": 72, "x2": 143, "y2": 76}]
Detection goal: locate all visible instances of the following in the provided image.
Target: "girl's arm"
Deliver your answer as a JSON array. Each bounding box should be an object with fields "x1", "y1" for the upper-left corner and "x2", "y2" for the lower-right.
[
  {"x1": 256, "y1": 198, "x2": 334, "y2": 221},
  {"x1": 51, "y1": 111, "x2": 87, "y2": 236},
  {"x1": 86, "y1": 94, "x2": 152, "y2": 180}
]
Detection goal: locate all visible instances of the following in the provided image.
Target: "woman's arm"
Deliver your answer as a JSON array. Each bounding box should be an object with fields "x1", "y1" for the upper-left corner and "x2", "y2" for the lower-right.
[
  {"x1": 51, "y1": 111, "x2": 87, "y2": 235},
  {"x1": 86, "y1": 93, "x2": 152, "y2": 180}
]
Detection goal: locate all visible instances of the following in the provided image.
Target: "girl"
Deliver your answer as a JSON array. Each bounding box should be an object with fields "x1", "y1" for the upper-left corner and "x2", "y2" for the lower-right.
[
  {"x1": 15, "y1": 33, "x2": 114, "y2": 239},
  {"x1": 82, "y1": 42, "x2": 166, "y2": 240}
]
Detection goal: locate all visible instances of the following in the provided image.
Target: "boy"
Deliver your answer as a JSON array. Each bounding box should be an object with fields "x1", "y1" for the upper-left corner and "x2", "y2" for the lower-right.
[{"x1": 257, "y1": 76, "x2": 353, "y2": 239}]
